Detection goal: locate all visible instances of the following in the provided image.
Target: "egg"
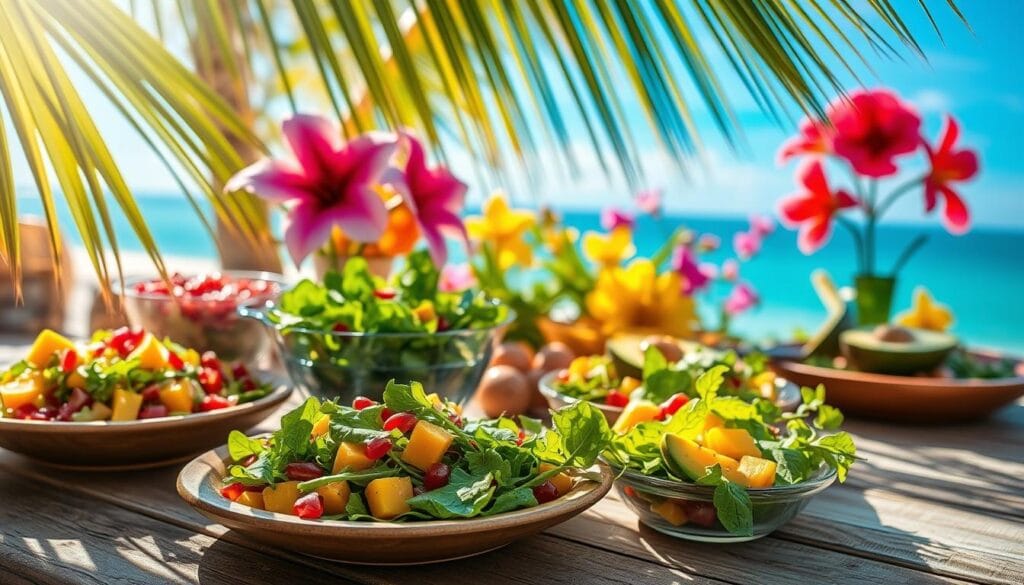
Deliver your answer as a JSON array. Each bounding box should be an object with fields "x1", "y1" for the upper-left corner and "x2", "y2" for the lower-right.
[
  {"x1": 490, "y1": 342, "x2": 535, "y2": 373},
  {"x1": 639, "y1": 335, "x2": 684, "y2": 363},
  {"x1": 526, "y1": 369, "x2": 551, "y2": 417},
  {"x1": 475, "y1": 365, "x2": 532, "y2": 418},
  {"x1": 531, "y1": 342, "x2": 575, "y2": 374}
]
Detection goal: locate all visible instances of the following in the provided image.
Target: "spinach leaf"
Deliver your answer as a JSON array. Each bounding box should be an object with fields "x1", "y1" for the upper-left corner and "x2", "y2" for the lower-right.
[
  {"x1": 483, "y1": 487, "x2": 537, "y2": 516},
  {"x1": 713, "y1": 481, "x2": 753, "y2": 536},
  {"x1": 406, "y1": 469, "x2": 495, "y2": 518}
]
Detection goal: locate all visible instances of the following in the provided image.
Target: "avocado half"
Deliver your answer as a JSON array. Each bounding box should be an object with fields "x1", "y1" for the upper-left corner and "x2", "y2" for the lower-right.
[
  {"x1": 607, "y1": 333, "x2": 694, "y2": 379},
  {"x1": 839, "y1": 325, "x2": 958, "y2": 375}
]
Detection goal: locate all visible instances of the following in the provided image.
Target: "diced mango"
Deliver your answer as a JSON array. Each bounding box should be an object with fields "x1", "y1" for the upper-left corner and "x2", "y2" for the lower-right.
[
  {"x1": 751, "y1": 371, "x2": 778, "y2": 400},
  {"x1": 158, "y1": 380, "x2": 194, "y2": 414},
  {"x1": 619, "y1": 376, "x2": 641, "y2": 393},
  {"x1": 738, "y1": 456, "x2": 778, "y2": 489},
  {"x1": 713, "y1": 453, "x2": 750, "y2": 486},
  {"x1": 705, "y1": 427, "x2": 761, "y2": 460},
  {"x1": 26, "y1": 329, "x2": 75, "y2": 367},
  {"x1": 650, "y1": 499, "x2": 688, "y2": 526},
  {"x1": 316, "y1": 481, "x2": 351, "y2": 515},
  {"x1": 702, "y1": 412, "x2": 725, "y2": 433},
  {"x1": 262, "y1": 481, "x2": 301, "y2": 514},
  {"x1": 425, "y1": 393, "x2": 444, "y2": 410},
  {"x1": 0, "y1": 372, "x2": 45, "y2": 410},
  {"x1": 182, "y1": 349, "x2": 201, "y2": 367},
  {"x1": 311, "y1": 414, "x2": 331, "y2": 439},
  {"x1": 110, "y1": 387, "x2": 144, "y2": 421},
  {"x1": 401, "y1": 420, "x2": 454, "y2": 471},
  {"x1": 236, "y1": 491, "x2": 265, "y2": 510},
  {"x1": 72, "y1": 403, "x2": 113, "y2": 422},
  {"x1": 129, "y1": 334, "x2": 170, "y2": 370},
  {"x1": 332, "y1": 442, "x2": 374, "y2": 474},
  {"x1": 539, "y1": 463, "x2": 574, "y2": 496},
  {"x1": 365, "y1": 477, "x2": 413, "y2": 519},
  {"x1": 66, "y1": 372, "x2": 87, "y2": 389},
  {"x1": 412, "y1": 301, "x2": 437, "y2": 324},
  {"x1": 612, "y1": 400, "x2": 662, "y2": 433}
]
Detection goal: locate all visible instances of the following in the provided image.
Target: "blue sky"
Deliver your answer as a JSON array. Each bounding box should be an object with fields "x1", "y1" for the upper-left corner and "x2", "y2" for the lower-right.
[{"x1": 11, "y1": 1, "x2": 1024, "y2": 230}]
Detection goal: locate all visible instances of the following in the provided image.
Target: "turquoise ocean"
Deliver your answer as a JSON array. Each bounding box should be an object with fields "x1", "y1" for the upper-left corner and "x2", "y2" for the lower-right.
[{"x1": 16, "y1": 196, "x2": 1024, "y2": 353}]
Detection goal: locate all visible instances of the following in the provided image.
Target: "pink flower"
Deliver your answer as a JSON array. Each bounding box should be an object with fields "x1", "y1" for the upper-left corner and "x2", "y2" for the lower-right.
[
  {"x1": 749, "y1": 214, "x2": 775, "y2": 238},
  {"x1": 733, "y1": 231, "x2": 762, "y2": 260},
  {"x1": 724, "y1": 282, "x2": 759, "y2": 316},
  {"x1": 697, "y1": 234, "x2": 720, "y2": 252},
  {"x1": 600, "y1": 207, "x2": 635, "y2": 231},
  {"x1": 828, "y1": 89, "x2": 922, "y2": 178},
  {"x1": 923, "y1": 116, "x2": 978, "y2": 235},
  {"x1": 439, "y1": 263, "x2": 476, "y2": 292},
  {"x1": 721, "y1": 259, "x2": 739, "y2": 282},
  {"x1": 635, "y1": 189, "x2": 663, "y2": 217},
  {"x1": 778, "y1": 160, "x2": 859, "y2": 254},
  {"x1": 225, "y1": 114, "x2": 397, "y2": 267},
  {"x1": 672, "y1": 246, "x2": 714, "y2": 295},
  {"x1": 777, "y1": 118, "x2": 833, "y2": 163},
  {"x1": 387, "y1": 131, "x2": 468, "y2": 266}
]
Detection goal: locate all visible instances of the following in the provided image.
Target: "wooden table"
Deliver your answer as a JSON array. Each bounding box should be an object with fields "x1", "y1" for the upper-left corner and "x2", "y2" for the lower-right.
[{"x1": 1, "y1": 341, "x2": 1022, "y2": 584}]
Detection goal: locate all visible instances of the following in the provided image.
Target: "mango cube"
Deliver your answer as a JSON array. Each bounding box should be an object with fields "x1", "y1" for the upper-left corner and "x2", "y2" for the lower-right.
[
  {"x1": 704, "y1": 427, "x2": 761, "y2": 460},
  {"x1": 262, "y1": 481, "x2": 301, "y2": 514},
  {"x1": 539, "y1": 463, "x2": 573, "y2": 496},
  {"x1": 26, "y1": 329, "x2": 75, "y2": 367},
  {"x1": 110, "y1": 388, "x2": 143, "y2": 421},
  {"x1": 612, "y1": 400, "x2": 662, "y2": 434},
  {"x1": 332, "y1": 442, "x2": 374, "y2": 474},
  {"x1": 236, "y1": 491, "x2": 265, "y2": 510},
  {"x1": 713, "y1": 453, "x2": 750, "y2": 486},
  {"x1": 738, "y1": 456, "x2": 778, "y2": 489},
  {"x1": 401, "y1": 420, "x2": 454, "y2": 471},
  {"x1": 129, "y1": 334, "x2": 170, "y2": 370},
  {"x1": 650, "y1": 499, "x2": 688, "y2": 526},
  {"x1": 311, "y1": 414, "x2": 331, "y2": 439},
  {"x1": 0, "y1": 372, "x2": 45, "y2": 410},
  {"x1": 316, "y1": 481, "x2": 351, "y2": 515},
  {"x1": 365, "y1": 477, "x2": 413, "y2": 519},
  {"x1": 158, "y1": 380, "x2": 195, "y2": 414},
  {"x1": 702, "y1": 412, "x2": 725, "y2": 433}
]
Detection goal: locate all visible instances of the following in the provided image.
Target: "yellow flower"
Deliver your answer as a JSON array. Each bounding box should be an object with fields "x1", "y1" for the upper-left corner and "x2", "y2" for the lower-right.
[
  {"x1": 544, "y1": 226, "x2": 579, "y2": 255},
  {"x1": 585, "y1": 258, "x2": 697, "y2": 338},
  {"x1": 582, "y1": 226, "x2": 635, "y2": 269},
  {"x1": 465, "y1": 193, "x2": 535, "y2": 269},
  {"x1": 896, "y1": 287, "x2": 954, "y2": 331}
]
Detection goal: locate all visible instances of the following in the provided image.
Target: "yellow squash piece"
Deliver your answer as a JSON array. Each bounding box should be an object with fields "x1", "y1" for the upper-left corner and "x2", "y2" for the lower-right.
[
  {"x1": 332, "y1": 442, "x2": 374, "y2": 474},
  {"x1": 236, "y1": 491, "x2": 265, "y2": 510},
  {"x1": 401, "y1": 420, "x2": 454, "y2": 471},
  {"x1": 316, "y1": 481, "x2": 351, "y2": 515},
  {"x1": 365, "y1": 477, "x2": 413, "y2": 520},
  {"x1": 704, "y1": 427, "x2": 761, "y2": 460},
  {"x1": 311, "y1": 414, "x2": 331, "y2": 439},
  {"x1": 649, "y1": 499, "x2": 688, "y2": 526},
  {"x1": 26, "y1": 329, "x2": 75, "y2": 368},
  {"x1": 262, "y1": 481, "x2": 301, "y2": 514},
  {"x1": 158, "y1": 380, "x2": 194, "y2": 414},
  {"x1": 612, "y1": 400, "x2": 662, "y2": 434},
  {"x1": 738, "y1": 456, "x2": 778, "y2": 489},
  {"x1": 110, "y1": 388, "x2": 144, "y2": 421},
  {"x1": 539, "y1": 463, "x2": 574, "y2": 496},
  {"x1": 0, "y1": 372, "x2": 45, "y2": 410},
  {"x1": 129, "y1": 334, "x2": 170, "y2": 370}
]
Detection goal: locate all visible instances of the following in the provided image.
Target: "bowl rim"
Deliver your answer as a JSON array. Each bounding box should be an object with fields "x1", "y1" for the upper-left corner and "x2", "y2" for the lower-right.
[
  {"x1": 177, "y1": 444, "x2": 614, "y2": 536},
  {"x1": 0, "y1": 372, "x2": 292, "y2": 433},
  {"x1": 117, "y1": 270, "x2": 288, "y2": 302},
  {"x1": 605, "y1": 460, "x2": 837, "y2": 498}
]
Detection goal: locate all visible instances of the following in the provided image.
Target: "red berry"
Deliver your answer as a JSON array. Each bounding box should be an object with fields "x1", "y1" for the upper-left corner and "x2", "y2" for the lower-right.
[
  {"x1": 373, "y1": 288, "x2": 396, "y2": 300},
  {"x1": 436, "y1": 317, "x2": 449, "y2": 332},
  {"x1": 516, "y1": 429, "x2": 526, "y2": 446},
  {"x1": 29, "y1": 407, "x2": 55, "y2": 421},
  {"x1": 167, "y1": 351, "x2": 184, "y2": 371},
  {"x1": 200, "y1": 351, "x2": 221, "y2": 370},
  {"x1": 365, "y1": 437, "x2": 393, "y2": 460},
  {"x1": 423, "y1": 463, "x2": 451, "y2": 491},
  {"x1": 352, "y1": 396, "x2": 377, "y2": 410},
  {"x1": 12, "y1": 404, "x2": 38, "y2": 420},
  {"x1": 604, "y1": 390, "x2": 630, "y2": 407},
  {"x1": 623, "y1": 486, "x2": 637, "y2": 498},
  {"x1": 240, "y1": 454, "x2": 258, "y2": 467},
  {"x1": 285, "y1": 462, "x2": 325, "y2": 481},
  {"x1": 685, "y1": 501, "x2": 717, "y2": 528},
  {"x1": 138, "y1": 404, "x2": 169, "y2": 419},
  {"x1": 60, "y1": 349, "x2": 78, "y2": 374},
  {"x1": 231, "y1": 363, "x2": 250, "y2": 380},
  {"x1": 200, "y1": 394, "x2": 232, "y2": 412},
  {"x1": 383, "y1": 412, "x2": 417, "y2": 434},
  {"x1": 220, "y1": 483, "x2": 246, "y2": 501},
  {"x1": 293, "y1": 492, "x2": 324, "y2": 519},
  {"x1": 141, "y1": 384, "x2": 161, "y2": 402},
  {"x1": 332, "y1": 323, "x2": 350, "y2": 333},
  {"x1": 532, "y1": 481, "x2": 559, "y2": 504},
  {"x1": 658, "y1": 393, "x2": 690, "y2": 420},
  {"x1": 198, "y1": 367, "x2": 224, "y2": 395}
]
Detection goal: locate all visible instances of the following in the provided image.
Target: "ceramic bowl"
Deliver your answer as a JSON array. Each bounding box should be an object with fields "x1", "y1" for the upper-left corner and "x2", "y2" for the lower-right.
[
  {"x1": 177, "y1": 445, "x2": 613, "y2": 565},
  {"x1": 0, "y1": 375, "x2": 291, "y2": 469}
]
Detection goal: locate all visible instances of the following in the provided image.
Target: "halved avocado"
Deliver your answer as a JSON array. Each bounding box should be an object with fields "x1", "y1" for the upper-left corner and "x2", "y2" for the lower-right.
[
  {"x1": 607, "y1": 333, "x2": 693, "y2": 379},
  {"x1": 660, "y1": 434, "x2": 718, "y2": 481},
  {"x1": 839, "y1": 325, "x2": 957, "y2": 375}
]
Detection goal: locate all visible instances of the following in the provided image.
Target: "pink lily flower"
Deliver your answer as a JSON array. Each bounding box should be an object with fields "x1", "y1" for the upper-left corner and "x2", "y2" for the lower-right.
[
  {"x1": 697, "y1": 234, "x2": 721, "y2": 252},
  {"x1": 923, "y1": 116, "x2": 979, "y2": 235},
  {"x1": 635, "y1": 188, "x2": 663, "y2": 217},
  {"x1": 721, "y1": 259, "x2": 739, "y2": 282},
  {"x1": 733, "y1": 230, "x2": 762, "y2": 260},
  {"x1": 749, "y1": 214, "x2": 775, "y2": 238},
  {"x1": 600, "y1": 207, "x2": 636, "y2": 232},
  {"x1": 387, "y1": 131, "x2": 468, "y2": 266},
  {"x1": 724, "y1": 282, "x2": 759, "y2": 316},
  {"x1": 225, "y1": 114, "x2": 397, "y2": 267},
  {"x1": 672, "y1": 245, "x2": 714, "y2": 295},
  {"x1": 439, "y1": 263, "x2": 476, "y2": 292}
]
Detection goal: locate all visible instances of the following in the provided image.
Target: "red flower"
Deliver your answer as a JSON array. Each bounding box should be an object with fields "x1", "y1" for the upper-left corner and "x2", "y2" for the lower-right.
[
  {"x1": 777, "y1": 118, "x2": 833, "y2": 163},
  {"x1": 828, "y1": 89, "x2": 921, "y2": 178},
  {"x1": 924, "y1": 116, "x2": 978, "y2": 234},
  {"x1": 778, "y1": 160, "x2": 858, "y2": 254}
]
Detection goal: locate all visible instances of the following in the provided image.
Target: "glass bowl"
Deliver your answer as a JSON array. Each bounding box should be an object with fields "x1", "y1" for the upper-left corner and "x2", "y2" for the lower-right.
[
  {"x1": 609, "y1": 463, "x2": 836, "y2": 542},
  {"x1": 120, "y1": 271, "x2": 285, "y2": 364},
  {"x1": 238, "y1": 302, "x2": 514, "y2": 405}
]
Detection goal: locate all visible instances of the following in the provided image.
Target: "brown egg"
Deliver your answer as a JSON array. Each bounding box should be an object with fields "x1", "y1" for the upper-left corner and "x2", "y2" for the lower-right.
[
  {"x1": 475, "y1": 365, "x2": 532, "y2": 418},
  {"x1": 526, "y1": 369, "x2": 551, "y2": 416},
  {"x1": 639, "y1": 335, "x2": 684, "y2": 363},
  {"x1": 490, "y1": 342, "x2": 535, "y2": 374},
  {"x1": 532, "y1": 342, "x2": 575, "y2": 374}
]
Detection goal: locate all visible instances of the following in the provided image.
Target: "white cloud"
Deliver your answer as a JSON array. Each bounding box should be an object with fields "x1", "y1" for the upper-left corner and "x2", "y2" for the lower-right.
[{"x1": 912, "y1": 89, "x2": 953, "y2": 113}]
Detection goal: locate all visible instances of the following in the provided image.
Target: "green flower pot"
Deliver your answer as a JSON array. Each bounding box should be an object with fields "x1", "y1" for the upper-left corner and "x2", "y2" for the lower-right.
[{"x1": 854, "y1": 274, "x2": 896, "y2": 326}]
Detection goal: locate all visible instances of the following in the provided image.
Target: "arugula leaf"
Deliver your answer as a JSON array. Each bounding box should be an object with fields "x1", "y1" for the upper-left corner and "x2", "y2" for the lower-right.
[
  {"x1": 814, "y1": 404, "x2": 844, "y2": 430},
  {"x1": 466, "y1": 450, "x2": 514, "y2": 486},
  {"x1": 279, "y1": 397, "x2": 321, "y2": 455},
  {"x1": 769, "y1": 448, "x2": 813, "y2": 485},
  {"x1": 406, "y1": 469, "x2": 495, "y2": 518},
  {"x1": 812, "y1": 432, "x2": 857, "y2": 482},
  {"x1": 713, "y1": 481, "x2": 753, "y2": 536},
  {"x1": 551, "y1": 400, "x2": 611, "y2": 468},
  {"x1": 483, "y1": 487, "x2": 537, "y2": 516},
  {"x1": 518, "y1": 415, "x2": 544, "y2": 435},
  {"x1": 345, "y1": 493, "x2": 370, "y2": 517},
  {"x1": 695, "y1": 366, "x2": 729, "y2": 401},
  {"x1": 227, "y1": 431, "x2": 265, "y2": 462}
]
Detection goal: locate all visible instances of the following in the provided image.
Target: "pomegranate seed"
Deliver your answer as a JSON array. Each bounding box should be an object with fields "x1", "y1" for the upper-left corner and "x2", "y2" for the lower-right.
[
  {"x1": 12, "y1": 404, "x2": 38, "y2": 420},
  {"x1": 200, "y1": 351, "x2": 221, "y2": 370},
  {"x1": 167, "y1": 351, "x2": 184, "y2": 371},
  {"x1": 373, "y1": 288, "x2": 396, "y2": 300},
  {"x1": 383, "y1": 412, "x2": 417, "y2": 434},
  {"x1": 423, "y1": 463, "x2": 451, "y2": 491},
  {"x1": 141, "y1": 385, "x2": 161, "y2": 402},
  {"x1": 293, "y1": 492, "x2": 324, "y2": 519},
  {"x1": 623, "y1": 486, "x2": 637, "y2": 498},
  {"x1": 285, "y1": 462, "x2": 325, "y2": 481},
  {"x1": 29, "y1": 407, "x2": 54, "y2": 421},
  {"x1": 200, "y1": 394, "x2": 232, "y2": 412},
  {"x1": 556, "y1": 369, "x2": 570, "y2": 383},
  {"x1": 220, "y1": 483, "x2": 246, "y2": 501},
  {"x1": 448, "y1": 413, "x2": 463, "y2": 427},
  {"x1": 436, "y1": 317, "x2": 449, "y2": 332},
  {"x1": 604, "y1": 390, "x2": 629, "y2": 408},
  {"x1": 365, "y1": 437, "x2": 393, "y2": 460},
  {"x1": 352, "y1": 396, "x2": 377, "y2": 410},
  {"x1": 108, "y1": 327, "x2": 143, "y2": 357},
  {"x1": 516, "y1": 429, "x2": 526, "y2": 446},
  {"x1": 332, "y1": 323, "x2": 349, "y2": 333},
  {"x1": 658, "y1": 393, "x2": 689, "y2": 420},
  {"x1": 532, "y1": 481, "x2": 559, "y2": 504},
  {"x1": 198, "y1": 367, "x2": 224, "y2": 394},
  {"x1": 138, "y1": 404, "x2": 169, "y2": 419},
  {"x1": 61, "y1": 349, "x2": 78, "y2": 374},
  {"x1": 240, "y1": 454, "x2": 259, "y2": 467},
  {"x1": 685, "y1": 501, "x2": 717, "y2": 528},
  {"x1": 241, "y1": 378, "x2": 257, "y2": 391},
  {"x1": 380, "y1": 407, "x2": 394, "y2": 421},
  {"x1": 231, "y1": 364, "x2": 250, "y2": 380},
  {"x1": 66, "y1": 387, "x2": 93, "y2": 413}
]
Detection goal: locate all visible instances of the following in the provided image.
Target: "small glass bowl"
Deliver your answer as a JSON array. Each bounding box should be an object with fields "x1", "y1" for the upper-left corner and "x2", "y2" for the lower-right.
[
  {"x1": 120, "y1": 272, "x2": 284, "y2": 364},
  {"x1": 610, "y1": 463, "x2": 836, "y2": 542},
  {"x1": 239, "y1": 302, "x2": 514, "y2": 405},
  {"x1": 537, "y1": 370, "x2": 623, "y2": 425}
]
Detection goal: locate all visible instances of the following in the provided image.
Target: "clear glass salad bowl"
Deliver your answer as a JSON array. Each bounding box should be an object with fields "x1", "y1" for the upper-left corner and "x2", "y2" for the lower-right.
[
  {"x1": 609, "y1": 463, "x2": 836, "y2": 543},
  {"x1": 120, "y1": 271, "x2": 284, "y2": 364},
  {"x1": 238, "y1": 303, "x2": 514, "y2": 405}
]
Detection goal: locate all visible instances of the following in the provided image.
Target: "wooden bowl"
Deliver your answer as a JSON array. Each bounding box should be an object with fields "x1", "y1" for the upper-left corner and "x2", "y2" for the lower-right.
[
  {"x1": 177, "y1": 445, "x2": 614, "y2": 565},
  {"x1": 773, "y1": 351, "x2": 1024, "y2": 423},
  {"x1": 0, "y1": 375, "x2": 292, "y2": 469}
]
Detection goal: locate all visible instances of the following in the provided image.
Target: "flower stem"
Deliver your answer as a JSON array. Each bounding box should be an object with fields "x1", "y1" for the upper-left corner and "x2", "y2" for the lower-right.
[
  {"x1": 864, "y1": 180, "x2": 878, "y2": 275},
  {"x1": 836, "y1": 216, "x2": 865, "y2": 274},
  {"x1": 891, "y1": 234, "x2": 929, "y2": 276},
  {"x1": 874, "y1": 174, "x2": 928, "y2": 220}
]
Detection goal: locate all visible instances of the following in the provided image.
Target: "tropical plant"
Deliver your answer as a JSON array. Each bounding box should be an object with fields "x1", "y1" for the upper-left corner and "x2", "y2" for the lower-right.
[{"x1": 1, "y1": 0, "x2": 966, "y2": 294}]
